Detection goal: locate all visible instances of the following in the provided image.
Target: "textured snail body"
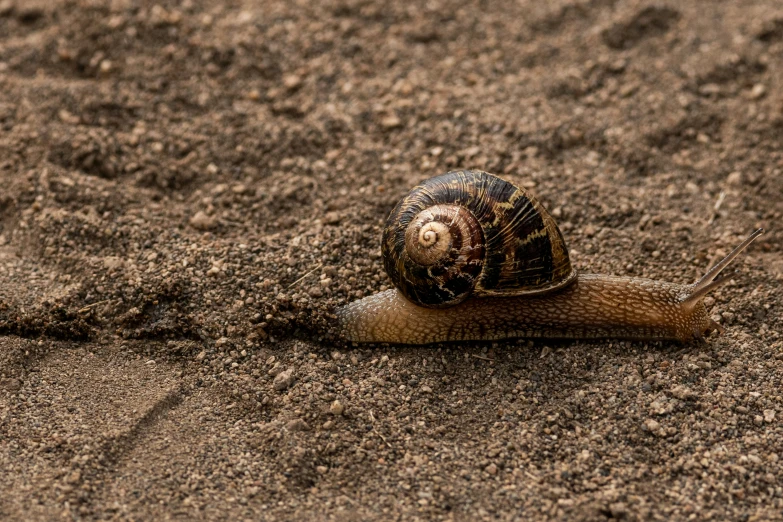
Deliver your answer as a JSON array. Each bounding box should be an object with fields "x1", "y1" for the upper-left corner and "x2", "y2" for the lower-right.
[
  {"x1": 338, "y1": 275, "x2": 710, "y2": 344},
  {"x1": 337, "y1": 170, "x2": 763, "y2": 345}
]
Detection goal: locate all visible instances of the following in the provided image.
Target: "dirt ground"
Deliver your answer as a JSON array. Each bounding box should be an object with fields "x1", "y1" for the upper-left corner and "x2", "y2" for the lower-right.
[{"x1": 0, "y1": 0, "x2": 782, "y2": 520}]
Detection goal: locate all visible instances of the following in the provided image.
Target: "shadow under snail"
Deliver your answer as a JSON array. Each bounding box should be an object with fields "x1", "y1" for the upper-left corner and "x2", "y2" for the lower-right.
[{"x1": 337, "y1": 170, "x2": 764, "y2": 345}]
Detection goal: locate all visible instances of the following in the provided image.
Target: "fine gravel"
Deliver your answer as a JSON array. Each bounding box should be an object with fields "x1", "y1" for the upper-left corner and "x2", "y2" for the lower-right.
[{"x1": 1, "y1": 0, "x2": 782, "y2": 520}]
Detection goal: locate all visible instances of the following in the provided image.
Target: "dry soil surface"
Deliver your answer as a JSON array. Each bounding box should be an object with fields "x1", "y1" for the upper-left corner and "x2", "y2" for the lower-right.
[{"x1": 1, "y1": 0, "x2": 782, "y2": 520}]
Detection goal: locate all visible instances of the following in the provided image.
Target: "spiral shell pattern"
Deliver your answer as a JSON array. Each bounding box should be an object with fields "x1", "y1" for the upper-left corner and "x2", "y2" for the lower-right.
[{"x1": 382, "y1": 170, "x2": 577, "y2": 307}]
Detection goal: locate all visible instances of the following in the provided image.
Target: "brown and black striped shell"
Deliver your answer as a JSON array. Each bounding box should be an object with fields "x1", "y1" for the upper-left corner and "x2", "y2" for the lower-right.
[{"x1": 382, "y1": 170, "x2": 577, "y2": 308}]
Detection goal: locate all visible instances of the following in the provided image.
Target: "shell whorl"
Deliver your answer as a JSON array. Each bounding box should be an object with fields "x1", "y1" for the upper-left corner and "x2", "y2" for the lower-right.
[
  {"x1": 382, "y1": 170, "x2": 577, "y2": 308},
  {"x1": 403, "y1": 204, "x2": 484, "y2": 268}
]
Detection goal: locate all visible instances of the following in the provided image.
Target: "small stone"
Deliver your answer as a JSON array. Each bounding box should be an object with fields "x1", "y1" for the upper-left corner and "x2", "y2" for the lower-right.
[
  {"x1": 380, "y1": 114, "x2": 402, "y2": 129},
  {"x1": 329, "y1": 400, "x2": 344, "y2": 415},
  {"x1": 764, "y1": 409, "x2": 776, "y2": 423},
  {"x1": 643, "y1": 418, "x2": 661, "y2": 432},
  {"x1": 670, "y1": 385, "x2": 696, "y2": 400},
  {"x1": 420, "y1": 385, "x2": 432, "y2": 393},
  {"x1": 273, "y1": 369, "x2": 295, "y2": 391},
  {"x1": 619, "y1": 82, "x2": 638, "y2": 98},
  {"x1": 748, "y1": 84, "x2": 766, "y2": 100},
  {"x1": 286, "y1": 419, "x2": 309, "y2": 431},
  {"x1": 283, "y1": 74, "x2": 302, "y2": 90},
  {"x1": 323, "y1": 212, "x2": 341, "y2": 226},
  {"x1": 699, "y1": 83, "x2": 721, "y2": 96},
  {"x1": 485, "y1": 463, "x2": 498, "y2": 475},
  {"x1": 727, "y1": 171, "x2": 743, "y2": 186},
  {"x1": 322, "y1": 420, "x2": 334, "y2": 430},
  {"x1": 58, "y1": 109, "x2": 80, "y2": 124},
  {"x1": 308, "y1": 286, "x2": 323, "y2": 298},
  {"x1": 190, "y1": 211, "x2": 216, "y2": 231}
]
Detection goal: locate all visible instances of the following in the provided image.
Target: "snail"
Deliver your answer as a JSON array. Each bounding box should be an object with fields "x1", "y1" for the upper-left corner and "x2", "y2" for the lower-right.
[{"x1": 337, "y1": 170, "x2": 764, "y2": 345}]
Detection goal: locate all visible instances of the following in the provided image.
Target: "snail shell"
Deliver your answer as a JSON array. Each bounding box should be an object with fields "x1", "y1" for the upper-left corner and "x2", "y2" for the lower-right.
[{"x1": 382, "y1": 170, "x2": 577, "y2": 307}]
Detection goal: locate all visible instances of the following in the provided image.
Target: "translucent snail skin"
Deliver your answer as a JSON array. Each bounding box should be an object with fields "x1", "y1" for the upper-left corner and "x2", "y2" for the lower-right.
[{"x1": 337, "y1": 171, "x2": 763, "y2": 345}]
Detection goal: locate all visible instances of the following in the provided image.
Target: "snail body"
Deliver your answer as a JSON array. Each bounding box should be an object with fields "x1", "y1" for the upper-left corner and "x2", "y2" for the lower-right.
[
  {"x1": 337, "y1": 170, "x2": 763, "y2": 345},
  {"x1": 340, "y1": 275, "x2": 712, "y2": 345}
]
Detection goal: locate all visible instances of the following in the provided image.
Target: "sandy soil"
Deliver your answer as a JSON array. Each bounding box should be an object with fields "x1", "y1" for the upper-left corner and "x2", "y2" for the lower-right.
[{"x1": 1, "y1": 0, "x2": 782, "y2": 520}]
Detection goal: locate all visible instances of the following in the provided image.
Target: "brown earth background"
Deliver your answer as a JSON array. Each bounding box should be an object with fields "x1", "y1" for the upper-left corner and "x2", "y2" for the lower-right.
[{"x1": 1, "y1": 0, "x2": 782, "y2": 520}]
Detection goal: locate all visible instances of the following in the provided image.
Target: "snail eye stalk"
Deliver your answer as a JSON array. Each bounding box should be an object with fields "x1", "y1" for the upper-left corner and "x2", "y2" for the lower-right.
[{"x1": 682, "y1": 229, "x2": 764, "y2": 308}]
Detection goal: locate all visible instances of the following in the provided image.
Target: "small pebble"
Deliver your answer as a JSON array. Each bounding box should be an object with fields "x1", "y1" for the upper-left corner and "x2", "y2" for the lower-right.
[
  {"x1": 329, "y1": 400, "x2": 344, "y2": 416},
  {"x1": 283, "y1": 74, "x2": 302, "y2": 90},
  {"x1": 286, "y1": 419, "x2": 309, "y2": 432},
  {"x1": 381, "y1": 114, "x2": 402, "y2": 129},
  {"x1": 748, "y1": 84, "x2": 766, "y2": 100},
  {"x1": 190, "y1": 211, "x2": 216, "y2": 231},
  {"x1": 726, "y1": 171, "x2": 743, "y2": 186},
  {"x1": 273, "y1": 369, "x2": 295, "y2": 391}
]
